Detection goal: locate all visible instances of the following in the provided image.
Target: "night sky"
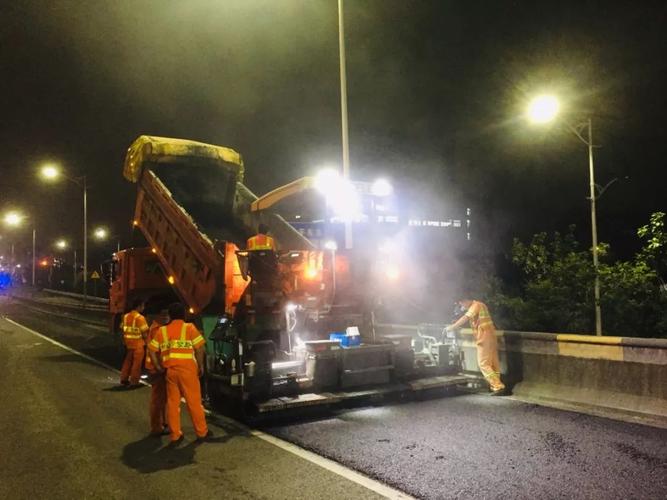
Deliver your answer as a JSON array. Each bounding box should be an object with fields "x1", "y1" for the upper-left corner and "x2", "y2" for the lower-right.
[{"x1": 1, "y1": 0, "x2": 665, "y2": 264}]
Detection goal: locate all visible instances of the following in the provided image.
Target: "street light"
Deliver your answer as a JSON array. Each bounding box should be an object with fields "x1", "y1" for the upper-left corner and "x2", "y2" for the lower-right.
[
  {"x1": 3, "y1": 210, "x2": 36, "y2": 285},
  {"x1": 54, "y1": 238, "x2": 79, "y2": 289},
  {"x1": 93, "y1": 227, "x2": 108, "y2": 240},
  {"x1": 3, "y1": 211, "x2": 24, "y2": 227},
  {"x1": 527, "y1": 94, "x2": 560, "y2": 124},
  {"x1": 40, "y1": 164, "x2": 59, "y2": 180},
  {"x1": 93, "y1": 226, "x2": 120, "y2": 252},
  {"x1": 40, "y1": 163, "x2": 89, "y2": 306},
  {"x1": 527, "y1": 94, "x2": 602, "y2": 336}
]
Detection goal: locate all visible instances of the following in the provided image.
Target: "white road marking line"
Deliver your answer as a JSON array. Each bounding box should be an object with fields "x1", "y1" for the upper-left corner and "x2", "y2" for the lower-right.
[
  {"x1": 4, "y1": 317, "x2": 120, "y2": 373},
  {"x1": 2, "y1": 316, "x2": 151, "y2": 387},
  {"x1": 248, "y1": 427, "x2": 415, "y2": 500},
  {"x1": 3, "y1": 315, "x2": 414, "y2": 500}
]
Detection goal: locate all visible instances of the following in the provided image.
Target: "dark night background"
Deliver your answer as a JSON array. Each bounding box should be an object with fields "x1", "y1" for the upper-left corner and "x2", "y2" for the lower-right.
[{"x1": 1, "y1": 0, "x2": 665, "y2": 267}]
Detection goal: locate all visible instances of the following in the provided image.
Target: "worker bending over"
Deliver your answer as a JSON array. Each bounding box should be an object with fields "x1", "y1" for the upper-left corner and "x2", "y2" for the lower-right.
[
  {"x1": 246, "y1": 223, "x2": 276, "y2": 251},
  {"x1": 120, "y1": 299, "x2": 149, "y2": 387},
  {"x1": 145, "y1": 308, "x2": 170, "y2": 436},
  {"x1": 447, "y1": 296, "x2": 507, "y2": 395},
  {"x1": 148, "y1": 302, "x2": 209, "y2": 444}
]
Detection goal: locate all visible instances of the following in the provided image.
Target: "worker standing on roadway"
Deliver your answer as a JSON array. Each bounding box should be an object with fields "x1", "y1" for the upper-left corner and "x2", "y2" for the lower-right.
[
  {"x1": 120, "y1": 299, "x2": 149, "y2": 387},
  {"x1": 145, "y1": 308, "x2": 170, "y2": 436},
  {"x1": 246, "y1": 223, "x2": 276, "y2": 251},
  {"x1": 148, "y1": 302, "x2": 210, "y2": 444},
  {"x1": 447, "y1": 295, "x2": 507, "y2": 395}
]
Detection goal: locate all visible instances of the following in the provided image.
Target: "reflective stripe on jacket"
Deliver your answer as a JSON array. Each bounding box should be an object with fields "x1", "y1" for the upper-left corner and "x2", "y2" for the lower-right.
[
  {"x1": 122, "y1": 310, "x2": 149, "y2": 347},
  {"x1": 247, "y1": 234, "x2": 276, "y2": 251},
  {"x1": 465, "y1": 300, "x2": 495, "y2": 332},
  {"x1": 148, "y1": 320, "x2": 205, "y2": 368}
]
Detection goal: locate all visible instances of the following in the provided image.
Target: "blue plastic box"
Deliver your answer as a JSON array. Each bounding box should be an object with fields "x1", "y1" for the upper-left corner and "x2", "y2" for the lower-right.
[{"x1": 329, "y1": 332, "x2": 361, "y2": 348}]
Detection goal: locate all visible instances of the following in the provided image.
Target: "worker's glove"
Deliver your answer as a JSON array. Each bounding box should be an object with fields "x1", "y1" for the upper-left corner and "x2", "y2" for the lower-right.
[{"x1": 445, "y1": 326, "x2": 456, "y2": 338}]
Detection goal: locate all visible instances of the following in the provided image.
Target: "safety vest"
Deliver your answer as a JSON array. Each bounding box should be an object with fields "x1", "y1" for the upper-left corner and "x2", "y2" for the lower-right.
[
  {"x1": 468, "y1": 301, "x2": 495, "y2": 331},
  {"x1": 145, "y1": 322, "x2": 161, "y2": 371},
  {"x1": 122, "y1": 310, "x2": 148, "y2": 347},
  {"x1": 247, "y1": 234, "x2": 276, "y2": 251},
  {"x1": 150, "y1": 321, "x2": 205, "y2": 368}
]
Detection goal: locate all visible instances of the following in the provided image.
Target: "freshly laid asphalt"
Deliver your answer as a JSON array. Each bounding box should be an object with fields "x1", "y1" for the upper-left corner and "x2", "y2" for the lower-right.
[
  {"x1": 2, "y1": 294, "x2": 666, "y2": 499},
  {"x1": 263, "y1": 395, "x2": 667, "y2": 499}
]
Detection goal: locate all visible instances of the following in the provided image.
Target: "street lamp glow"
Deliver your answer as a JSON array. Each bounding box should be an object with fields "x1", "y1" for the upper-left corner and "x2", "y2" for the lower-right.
[
  {"x1": 40, "y1": 164, "x2": 60, "y2": 180},
  {"x1": 527, "y1": 94, "x2": 560, "y2": 124},
  {"x1": 3, "y1": 211, "x2": 24, "y2": 227},
  {"x1": 93, "y1": 227, "x2": 108, "y2": 240},
  {"x1": 55, "y1": 239, "x2": 68, "y2": 250}
]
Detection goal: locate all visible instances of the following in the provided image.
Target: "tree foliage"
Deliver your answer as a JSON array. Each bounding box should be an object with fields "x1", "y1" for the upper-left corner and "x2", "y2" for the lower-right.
[{"x1": 488, "y1": 214, "x2": 667, "y2": 338}]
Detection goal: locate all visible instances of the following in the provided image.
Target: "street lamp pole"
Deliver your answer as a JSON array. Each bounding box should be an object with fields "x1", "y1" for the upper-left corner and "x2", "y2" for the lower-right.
[
  {"x1": 83, "y1": 176, "x2": 88, "y2": 308},
  {"x1": 565, "y1": 118, "x2": 602, "y2": 336},
  {"x1": 527, "y1": 96, "x2": 603, "y2": 336},
  {"x1": 585, "y1": 118, "x2": 602, "y2": 336},
  {"x1": 32, "y1": 229, "x2": 36, "y2": 286},
  {"x1": 338, "y1": 0, "x2": 353, "y2": 249}
]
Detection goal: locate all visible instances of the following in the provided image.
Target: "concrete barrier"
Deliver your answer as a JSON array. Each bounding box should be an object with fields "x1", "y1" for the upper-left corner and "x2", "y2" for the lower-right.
[
  {"x1": 42, "y1": 288, "x2": 109, "y2": 305},
  {"x1": 375, "y1": 323, "x2": 667, "y2": 426}
]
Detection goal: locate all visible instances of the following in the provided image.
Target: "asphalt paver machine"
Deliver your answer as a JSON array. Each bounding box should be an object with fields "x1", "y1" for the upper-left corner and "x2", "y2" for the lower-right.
[{"x1": 111, "y1": 136, "x2": 481, "y2": 417}]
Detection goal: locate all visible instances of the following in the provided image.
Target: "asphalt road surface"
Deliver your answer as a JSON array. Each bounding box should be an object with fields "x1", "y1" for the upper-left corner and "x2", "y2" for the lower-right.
[
  {"x1": 0, "y1": 297, "x2": 386, "y2": 500},
  {"x1": 2, "y1": 295, "x2": 666, "y2": 499}
]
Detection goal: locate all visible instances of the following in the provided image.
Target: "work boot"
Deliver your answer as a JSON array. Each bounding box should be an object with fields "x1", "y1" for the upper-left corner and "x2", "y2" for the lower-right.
[
  {"x1": 150, "y1": 426, "x2": 170, "y2": 437},
  {"x1": 195, "y1": 431, "x2": 213, "y2": 443},
  {"x1": 167, "y1": 434, "x2": 184, "y2": 447},
  {"x1": 490, "y1": 388, "x2": 508, "y2": 396}
]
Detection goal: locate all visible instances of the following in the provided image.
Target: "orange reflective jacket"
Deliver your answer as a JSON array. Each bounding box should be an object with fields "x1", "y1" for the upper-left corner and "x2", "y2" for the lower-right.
[
  {"x1": 148, "y1": 320, "x2": 205, "y2": 368},
  {"x1": 145, "y1": 321, "x2": 162, "y2": 371},
  {"x1": 247, "y1": 234, "x2": 276, "y2": 251},
  {"x1": 122, "y1": 310, "x2": 149, "y2": 349},
  {"x1": 464, "y1": 300, "x2": 495, "y2": 333}
]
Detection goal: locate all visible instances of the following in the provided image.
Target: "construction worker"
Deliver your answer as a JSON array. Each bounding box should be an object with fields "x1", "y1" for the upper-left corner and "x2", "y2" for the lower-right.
[
  {"x1": 446, "y1": 296, "x2": 507, "y2": 395},
  {"x1": 145, "y1": 309, "x2": 170, "y2": 436},
  {"x1": 148, "y1": 302, "x2": 209, "y2": 444},
  {"x1": 120, "y1": 299, "x2": 149, "y2": 387},
  {"x1": 246, "y1": 223, "x2": 276, "y2": 251}
]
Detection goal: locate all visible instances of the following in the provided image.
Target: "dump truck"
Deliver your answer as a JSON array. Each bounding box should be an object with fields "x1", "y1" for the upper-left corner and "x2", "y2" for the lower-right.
[{"x1": 110, "y1": 135, "x2": 481, "y2": 416}]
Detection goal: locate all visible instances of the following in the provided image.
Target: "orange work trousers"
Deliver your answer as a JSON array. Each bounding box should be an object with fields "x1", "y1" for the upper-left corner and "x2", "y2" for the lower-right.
[
  {"x1": 120, "y1": 346, "x2": 144, "y2": 385},
  {"x1": 475, "y1": 327, "x2": 505, "y2": 392},
  {"x1": 165, "y1": 363, "x2": 208, "y2": 441},
  {"x1": 149, "y1": 371, "x2": 167, "y2": 434}
]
